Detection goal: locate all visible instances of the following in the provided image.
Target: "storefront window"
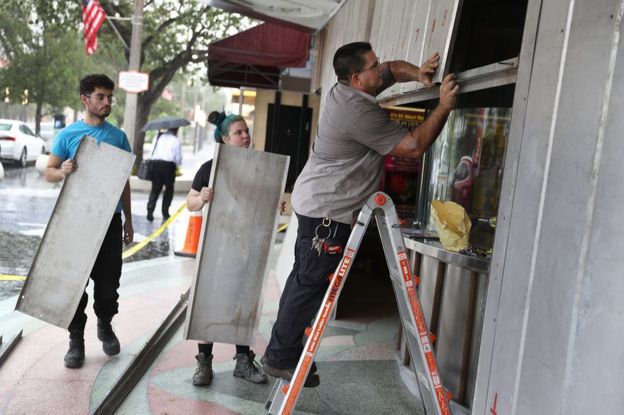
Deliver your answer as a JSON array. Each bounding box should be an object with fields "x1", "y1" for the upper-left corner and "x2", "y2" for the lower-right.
[{"x1": 422, "y1": 108, "x2": 511, "y2": 251}]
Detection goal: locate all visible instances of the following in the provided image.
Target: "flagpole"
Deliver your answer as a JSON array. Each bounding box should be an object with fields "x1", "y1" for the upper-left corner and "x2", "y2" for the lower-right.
[
  {"x1": 105, "y1": 16, "x2": 130, "y2": 52},
  {"x1": 122, "y1": 0, "x2": 144, "y2": 164}
]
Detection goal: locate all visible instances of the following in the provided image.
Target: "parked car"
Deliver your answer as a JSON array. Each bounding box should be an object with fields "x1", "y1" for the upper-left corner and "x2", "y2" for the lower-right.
[
  {"x1": 0, "y1": 119, "x2": 46, "y2": 167},
  {"x1": 31, "y1": 121, "x2": 55, "y2": 153}
]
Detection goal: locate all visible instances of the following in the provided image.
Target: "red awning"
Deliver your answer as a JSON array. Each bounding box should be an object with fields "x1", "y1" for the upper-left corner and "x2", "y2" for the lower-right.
[{"x1": 208, "y1": 22, "x2": 311, "y2": 89}]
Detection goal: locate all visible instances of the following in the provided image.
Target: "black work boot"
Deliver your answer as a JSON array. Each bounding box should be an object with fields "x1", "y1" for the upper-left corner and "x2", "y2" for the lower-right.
[
  {"x1": 193, "y1": 353, "x2": 214, "y2": 386},
  {"x1": 147, "y1": 210, "x2": 154, "y2": 222},
  {"x1": 260, "y1": 355, "x2": 320, "y2": 388},
  {"x1": 64, "y1": 333, "x2": 85, "y2": 369},
  {"x1": 97, "y1": 319, "x2": 120, "y2": 356},
  {"x1": 233, "y1": 350, "x2": 268, "y2": 384}
]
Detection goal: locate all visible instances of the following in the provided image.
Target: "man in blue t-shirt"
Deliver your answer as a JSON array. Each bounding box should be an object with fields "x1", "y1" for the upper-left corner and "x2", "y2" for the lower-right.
[{"x1": 45, "y1": 74, "x2": 134, "y2": 369}]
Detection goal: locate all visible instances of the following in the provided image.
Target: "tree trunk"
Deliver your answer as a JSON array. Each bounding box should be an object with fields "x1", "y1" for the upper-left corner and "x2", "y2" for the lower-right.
[
  {"x1": 35, "y1": 100, "x2": 43, "y2": 135},
  {"x1": 131, "y1": 95, "x2": 153, "y2": 171}
]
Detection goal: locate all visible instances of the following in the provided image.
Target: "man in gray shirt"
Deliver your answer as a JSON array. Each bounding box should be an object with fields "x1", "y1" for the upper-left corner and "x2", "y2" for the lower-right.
[{"x1": 261, "y1": 41, "x2": 458, "y2": 386}]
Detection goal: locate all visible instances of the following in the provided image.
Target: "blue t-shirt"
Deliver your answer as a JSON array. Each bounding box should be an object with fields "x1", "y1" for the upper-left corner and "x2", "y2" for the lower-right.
[{"x1": 51, "y1": 120, "x2": 132, "y2": 213}]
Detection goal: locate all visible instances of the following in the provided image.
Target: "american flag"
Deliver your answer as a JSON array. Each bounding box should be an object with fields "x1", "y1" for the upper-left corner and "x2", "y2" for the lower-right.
[{"x1": 82, "y1": 0, "x2": 106, "y2": 55}]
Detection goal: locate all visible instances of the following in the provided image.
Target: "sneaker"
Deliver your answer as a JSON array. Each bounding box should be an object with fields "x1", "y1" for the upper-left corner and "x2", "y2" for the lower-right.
[
  {"x1": 97, "y1": 320, "x2": 120, "y2": 356},
  {"x1": 260, "y1": 355, "x2": 320, "y2": 388},
  {"x1": 193, "y1": 353, "x2": 214, "y2": 386},
  {"x1": 162, "y1": 212, "x2": 170, "y2": 221},
  {"x1": 64, "y1": 339, "x2": 85, "y2": 369},
  {"x1": 233, "y1": 350, "x2": 268, "y2": 384},
  {"x1": 147, "y1": 212, "x2": 154, "y2": 222}
]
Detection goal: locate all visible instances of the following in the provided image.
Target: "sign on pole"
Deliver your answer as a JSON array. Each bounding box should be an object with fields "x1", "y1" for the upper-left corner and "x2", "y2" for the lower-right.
[{"x1": 119, "y1": 71, "x2": 149, "y2": 93}]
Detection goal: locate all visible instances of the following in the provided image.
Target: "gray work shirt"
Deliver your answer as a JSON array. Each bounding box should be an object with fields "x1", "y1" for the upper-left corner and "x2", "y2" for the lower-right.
[{"x1": 291, "y1": 81, "x2": 408, "y2": 224}]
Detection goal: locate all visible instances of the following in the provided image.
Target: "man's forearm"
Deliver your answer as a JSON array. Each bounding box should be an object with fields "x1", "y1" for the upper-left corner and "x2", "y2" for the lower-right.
[
  {"x1": 44, "y1": 167, "x2": 65, "y2": 183},
  {"x1": 392, "y1": 103, "x2": 453, "y2": 159},
  {"x1": 386, "y1": 60, "x2": 420, "y2": 83},
  {"x1": 121, "y1": 180, "x2": 132, "y2": 220},
  {"x1": 412, "y1": 104, "x2": 453, "y2": 155}
]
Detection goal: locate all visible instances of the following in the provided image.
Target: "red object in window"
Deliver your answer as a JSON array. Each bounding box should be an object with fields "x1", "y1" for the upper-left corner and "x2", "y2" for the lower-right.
[{"x1": 383, "y1": 154, "x2": 421, "y2": 172}]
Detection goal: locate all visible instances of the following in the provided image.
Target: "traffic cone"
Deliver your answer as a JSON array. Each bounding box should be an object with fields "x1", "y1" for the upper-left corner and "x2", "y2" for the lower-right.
[{"x1": 174, "y1": 210, "x2": 203, "y2": 257}]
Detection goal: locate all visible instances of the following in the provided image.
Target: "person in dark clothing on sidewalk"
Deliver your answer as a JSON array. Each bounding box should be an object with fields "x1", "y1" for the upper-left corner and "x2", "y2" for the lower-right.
[
  {"x1": 185, "y1": 111, "x2": 268, "y2": 386},
  {"x1": 146, "y1": 127, "x2": 182, "y2": 221},
  {"x1": 45, "y1": 74, "x2": 134, "y2": 369},
  {"x1": 261, "y1": 42, "x2": 459, "y2": 387}
]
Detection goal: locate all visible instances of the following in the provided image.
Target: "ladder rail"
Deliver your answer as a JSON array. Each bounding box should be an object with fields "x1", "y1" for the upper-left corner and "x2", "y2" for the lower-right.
[
  {"x1": 373, "y1": 196, "x2": 450, "y2": 415},
  {"x1": 267, "y1": 192, "x2": 451, "y2": 415}
]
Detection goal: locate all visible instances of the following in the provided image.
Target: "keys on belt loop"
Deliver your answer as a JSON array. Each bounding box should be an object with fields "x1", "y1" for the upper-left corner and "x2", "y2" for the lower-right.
[
  {"x1": 312, "y1": 217, "x2": 332, "y2": 256},
  {"x1": 321, "y1": 223, "x2": 344, "y2": 255},
  {"x1": 311, "y1": 218, "x2": 344, "y2": 256}
]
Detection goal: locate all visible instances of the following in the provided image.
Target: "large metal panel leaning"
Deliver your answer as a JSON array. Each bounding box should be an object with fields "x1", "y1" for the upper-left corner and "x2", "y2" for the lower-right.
[
  {"x1": 15, "y1": 136, "x2": 135, "y2": 328},
  {"x1": 403, "y1": 0, "x2": 432, "y2": 94},
  {"x1": 370, "y1": 0, "x2": 406, "y2": 100},
  {"x1": 422, "y1": 0, "x2": 463, "y2": 83},
  {"x1": 184, "y1": 144, "x2": 289, "y2": 345}
]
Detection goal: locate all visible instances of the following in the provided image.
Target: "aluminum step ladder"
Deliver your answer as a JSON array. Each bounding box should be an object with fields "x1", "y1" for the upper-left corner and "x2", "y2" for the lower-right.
[{"x1": 265, "y1": 192, "x2": 451, "y2": 415}]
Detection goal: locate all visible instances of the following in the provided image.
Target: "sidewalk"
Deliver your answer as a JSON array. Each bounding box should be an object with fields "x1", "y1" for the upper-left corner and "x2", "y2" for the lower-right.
[{"x1": 0, "y1": 229, "x2": 425, "y2": 414}]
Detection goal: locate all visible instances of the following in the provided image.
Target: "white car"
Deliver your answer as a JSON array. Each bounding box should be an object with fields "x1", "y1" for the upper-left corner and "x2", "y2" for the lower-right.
[
  {"x1": 28, "y1": 121, "x2": 55, "y2": 153},
  {"x1": 0, "y1": 119, "x2": 46, "y2": 167}
]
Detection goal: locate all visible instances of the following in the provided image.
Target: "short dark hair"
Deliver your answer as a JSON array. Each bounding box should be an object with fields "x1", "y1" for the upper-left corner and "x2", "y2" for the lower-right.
[
  {"x1": 333, "y1": 42, "x2": 373, "y2": 82},
  {"x1": 79, "y1": 74, "x2": 115, "y2": 96}
]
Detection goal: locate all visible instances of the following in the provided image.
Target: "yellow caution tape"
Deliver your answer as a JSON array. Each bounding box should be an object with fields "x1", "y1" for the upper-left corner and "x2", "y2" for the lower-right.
[
  {"x1": 122, "y1": 202, "x2": 187, "y2": 259},
  {"x1": 0, "y1": 274, "x2": 27, "y2": 281}
]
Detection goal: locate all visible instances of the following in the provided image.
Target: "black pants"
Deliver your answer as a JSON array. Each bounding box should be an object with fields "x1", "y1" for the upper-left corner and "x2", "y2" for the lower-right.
[
  {"x1": 68, "y1": 214, "x2": 123, "y2": 335},
  {"x1": 264, "y1": 214, "x2": 351, "y2": 369},
  {"x1": 147, "y1": 160, "x2": 177, "y2": 216}
]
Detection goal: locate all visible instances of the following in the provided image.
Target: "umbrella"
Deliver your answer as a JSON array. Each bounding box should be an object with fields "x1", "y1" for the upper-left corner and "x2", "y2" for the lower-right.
[{"x1": 141, "y1": 116, "x2": 190, "y2": 132}]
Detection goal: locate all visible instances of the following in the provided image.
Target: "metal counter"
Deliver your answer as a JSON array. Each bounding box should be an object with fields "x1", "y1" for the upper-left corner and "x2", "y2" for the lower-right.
[{"x1": 401, "y1": 237, "x2": 490, "y2": 411}]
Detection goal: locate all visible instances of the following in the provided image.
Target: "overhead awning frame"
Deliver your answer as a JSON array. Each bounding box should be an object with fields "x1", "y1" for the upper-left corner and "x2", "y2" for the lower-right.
[
  {"x1": 207, "y1": 22, "x2": 311, "y2": 90},
  {"x1": 209, "y1": 62, "x2": 281, "y2": 89}
]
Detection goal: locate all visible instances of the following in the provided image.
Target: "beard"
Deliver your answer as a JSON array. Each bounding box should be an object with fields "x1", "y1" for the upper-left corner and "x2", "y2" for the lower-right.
[{"x1": 97, "y1": 107, "x2": 111, "y2": 119}]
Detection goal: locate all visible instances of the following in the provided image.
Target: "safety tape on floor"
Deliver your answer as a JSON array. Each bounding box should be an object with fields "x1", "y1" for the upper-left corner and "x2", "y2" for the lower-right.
[
  {"x1": 121, "y1": 202, "x2": 187, "y2": 259},
  {"x1": 0, "y1": 274, "x2": 26, "y2": 281},
  {"x1": 0, "y1": 202, "x2": 188, "y2": 281}
]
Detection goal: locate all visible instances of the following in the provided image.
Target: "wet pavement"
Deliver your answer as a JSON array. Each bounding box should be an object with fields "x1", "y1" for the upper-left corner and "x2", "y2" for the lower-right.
[{"x1": 0, "y1": 162, "x2": 188, "y2": 301}]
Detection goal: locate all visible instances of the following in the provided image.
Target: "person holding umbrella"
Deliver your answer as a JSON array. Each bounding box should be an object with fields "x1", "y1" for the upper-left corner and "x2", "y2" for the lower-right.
[{"x1": 142, "y1": 117, "x2": 188, "y2": 221}]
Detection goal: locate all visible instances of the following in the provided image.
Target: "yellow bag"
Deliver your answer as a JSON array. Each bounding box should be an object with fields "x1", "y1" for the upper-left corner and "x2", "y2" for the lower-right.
[{"x1": 430, "y1": 200, "x2": 471, "y2": 252}]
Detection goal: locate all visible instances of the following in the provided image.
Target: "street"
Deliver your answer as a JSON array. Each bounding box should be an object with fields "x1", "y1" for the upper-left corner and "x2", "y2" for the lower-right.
[{"x1": 0, "y1": 162, "x2": 188, "y2": 301}]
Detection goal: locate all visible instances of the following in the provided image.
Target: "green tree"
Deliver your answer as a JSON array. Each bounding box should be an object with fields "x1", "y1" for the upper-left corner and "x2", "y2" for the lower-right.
[
  {"x1": 100, "y1": 0, "x2": 253, "y2": 166},
  {"x1": 0, "y1": 0, "x2": 252, "y2": 164},
  {"x1": 0, "y1": 0, "x2": 98, "y2": 134}
]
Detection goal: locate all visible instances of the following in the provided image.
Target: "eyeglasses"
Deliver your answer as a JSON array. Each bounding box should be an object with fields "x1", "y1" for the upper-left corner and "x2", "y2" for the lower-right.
[
  {"x1": 83, "y1": 93, "x2": 117, "y2": 106},
  {"x1": 358, "y1": 58, "x2": 381, "y2": 74}
]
